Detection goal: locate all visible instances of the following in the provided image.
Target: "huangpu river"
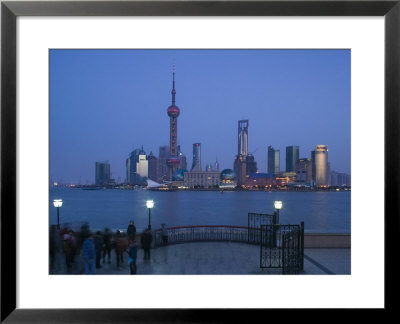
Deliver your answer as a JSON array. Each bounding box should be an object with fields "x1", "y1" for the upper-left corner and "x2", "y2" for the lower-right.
[{"x1": 49, "y1": 187, "x2": 350, "y2": 234}]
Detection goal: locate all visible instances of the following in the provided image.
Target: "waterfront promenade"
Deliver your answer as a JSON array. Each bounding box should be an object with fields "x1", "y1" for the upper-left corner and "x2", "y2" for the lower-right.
[{"x1": 51, "y1": 240, "x2": 350, "y2": 275}]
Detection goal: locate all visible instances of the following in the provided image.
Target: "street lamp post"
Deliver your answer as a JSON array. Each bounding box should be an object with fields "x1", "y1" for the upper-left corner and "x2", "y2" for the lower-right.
[
  {"x1": 274, "y1": 200, "x2": 283, "y2": 224},
  {"x1": 146, "y1": 200, "x2": 154, "y2": 230},
  {"x1": 273, "y1": 200, "x2": 283, "y2": 248},
  {"x1": 53, "y1": 199, "x2": 63, "y2": 230}
]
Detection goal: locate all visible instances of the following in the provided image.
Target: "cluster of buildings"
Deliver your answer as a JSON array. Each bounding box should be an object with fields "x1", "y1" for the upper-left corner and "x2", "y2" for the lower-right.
[{"x1": 94, "y1": 68, "x2": 350, "y2": 189}]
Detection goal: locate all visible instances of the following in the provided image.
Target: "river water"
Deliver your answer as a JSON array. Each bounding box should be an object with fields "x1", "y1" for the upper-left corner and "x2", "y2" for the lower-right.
[{"x1": 49, "y1": 188, "x2": 350, "y2": 234}]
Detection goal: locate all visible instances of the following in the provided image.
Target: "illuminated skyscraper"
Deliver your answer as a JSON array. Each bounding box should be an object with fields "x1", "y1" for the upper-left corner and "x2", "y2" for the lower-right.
[
  {"x1": 268, "y1": 146, "x2": 280, "y2": 174},
  {"x1": 312, "y1": 145, "x2": 329, "y2": 187},
  {"x1": 126, "y1": 147, "x2": 147, "y2": 185},
  {"x1": 234, "y1": 120, "x2": 249, "y2": 186},
  {"x1": 191, "y1": 143, "x2": 202, "y2": 171},
  {"x1": 286, "y1": 146, "x2": 299, "y2": 172},
  {"x1": 238, "y1": 120, "x2": 249, "y2": 156},
  {"x1": 166, "y1": 66, "x2": 181, "y2": 180}
]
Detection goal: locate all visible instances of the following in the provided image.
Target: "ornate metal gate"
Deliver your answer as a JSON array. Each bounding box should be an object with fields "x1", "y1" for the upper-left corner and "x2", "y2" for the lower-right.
[
  {"x1": 248, "y1": 212, "x2": 277, "y2": 244},
  {"x1": 260, "y1": 222, "x2": 304, "y2": 274}
]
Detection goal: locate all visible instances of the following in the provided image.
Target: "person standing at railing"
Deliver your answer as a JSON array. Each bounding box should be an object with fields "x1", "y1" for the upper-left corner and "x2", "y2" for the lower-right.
[
  {"x1": 161, "y1": 224, "x2": 168, "y2": 245},
  {"x1": 141, "y1": 228, "x2": 153, "y2": 261},
  {"x1": 127, "y1": 221, "x2": 136, "y2": 243}
]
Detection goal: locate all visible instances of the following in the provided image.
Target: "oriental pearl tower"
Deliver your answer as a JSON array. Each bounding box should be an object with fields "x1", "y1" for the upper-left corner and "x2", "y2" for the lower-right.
[{"x1": 166, "y1": 65, "x2": 181, "y2": 180}]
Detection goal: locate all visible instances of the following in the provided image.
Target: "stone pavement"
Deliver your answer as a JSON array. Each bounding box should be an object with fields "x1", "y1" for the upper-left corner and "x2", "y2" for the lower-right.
[{"x1": 51, "y1": 242, "x2": 350, "y2": 275}]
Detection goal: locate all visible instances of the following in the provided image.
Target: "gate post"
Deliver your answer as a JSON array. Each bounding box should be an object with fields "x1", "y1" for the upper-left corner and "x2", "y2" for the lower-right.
[{"x1": 273, "y1": 212, "x2": 277, "y2": 248}]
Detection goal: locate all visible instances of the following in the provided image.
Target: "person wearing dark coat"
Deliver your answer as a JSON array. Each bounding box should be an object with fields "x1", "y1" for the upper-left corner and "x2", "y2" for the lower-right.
[
  {"x1": 93, "y1": 231, "x2": 104, "y2": 269},
  {"x1": 102, "y1": 228, "x2": 112, "y2": 264},
  {"x1": 140, "y1": 229, "x2": 153, "y2": 260},
  {"x1": 127, "y1": 221, "x2": 136, "y2": 242},
  {"x1": 115, "y1": 230, "x2": 127, "y2": 270}
]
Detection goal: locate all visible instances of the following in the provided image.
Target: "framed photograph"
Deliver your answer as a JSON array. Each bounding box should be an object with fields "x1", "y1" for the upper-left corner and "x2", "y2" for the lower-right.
[{"x1": 1, "y1": 0, "x2": 398, "y2": 321}]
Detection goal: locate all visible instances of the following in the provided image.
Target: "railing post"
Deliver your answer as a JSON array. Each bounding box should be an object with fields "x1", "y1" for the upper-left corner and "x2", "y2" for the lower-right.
[{"x1": 300, "y1": 222, "x2": 305, "y2": 271}]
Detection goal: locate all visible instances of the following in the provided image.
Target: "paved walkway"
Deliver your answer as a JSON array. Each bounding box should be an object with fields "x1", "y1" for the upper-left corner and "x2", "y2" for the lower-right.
[{"x1": 51, "y1": 242, "x2": 350, "y2": 275}]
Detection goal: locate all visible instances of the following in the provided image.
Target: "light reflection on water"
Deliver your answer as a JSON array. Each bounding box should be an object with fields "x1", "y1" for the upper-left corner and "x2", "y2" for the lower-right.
[{"x1": 49, "y1": 188, "x2": 350, "y2": 233}]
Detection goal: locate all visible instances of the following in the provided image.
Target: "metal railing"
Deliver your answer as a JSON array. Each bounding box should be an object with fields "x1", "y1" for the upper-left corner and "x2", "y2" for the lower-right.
[
  {"x1": 260, "y1": 222, "x2": 304, "y2": 274},
  {"x1": 248, "y1": 212, "x2": 277, "y2": 244},
  {"x1": 153, "y1": 225, "x2": 250, "y2": 247}
]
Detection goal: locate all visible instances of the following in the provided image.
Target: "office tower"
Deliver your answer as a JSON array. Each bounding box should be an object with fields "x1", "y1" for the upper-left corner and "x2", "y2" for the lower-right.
[
  {"x1": 286, "y1": 146, "x2": 299, "y2": 172},
  {"x1": 233, "y1": 154, "x2": 246, "y2": 186},
  {"x1": 177, "y1": 145, "x2": 187, "y2": 170},
  {"x1": 214, "y1": 158, "x2": 220, "y2": 171},
  {"x1": 268, "y1": 146, "x2": 280, "y2": 174},
  {"x1": 191, "y1": 143, "x2": 202, "y2": 171},
  {"x1": 245, "y1": 154, "x2": 258, "y2": 174},
  {"x1": 147, "y1": 152, "x2": 158, "y2": 181},
  {"x1": 136, "y1": 152, "x2": 148, "y2": 178},
  {"x1": 238, "y1": 120, "x2": 249, "y2": 156},
  {"x1": 158, "y1": 145, "x2": 169, "y2": 182},
  {"x1": 126, "y1": 147, "x2": 147, "y2": 185},
  {"x1": 295, "y1": 158, "x2": 312, "y2": 183},
  {"x1": 126, "y1": 148, "x2": 139, "y2": 184},
  {"x1": 331, "y1": 171, "x2": 351, "y2": 187},
  {"x1": 312, "y1": 145, "x2": 329, "y2": 187},
  {"x1": 166, "y1": 66, "x2": 181, "y2": 180},
  {"x1": 234, "y1": 120, "x2": 249, "y2": 186},
  {"x1": 95, "y1": 162, "x2": 110, "y2": 186},
  {"x1": 205, "y1": 164, "x2": 213, "y2": 171}
]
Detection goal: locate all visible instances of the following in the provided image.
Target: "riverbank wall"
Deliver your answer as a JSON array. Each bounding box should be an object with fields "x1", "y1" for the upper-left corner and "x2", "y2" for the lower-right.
[{"x1": 304, "y1": 233, "x2": 351, "y2": 248}]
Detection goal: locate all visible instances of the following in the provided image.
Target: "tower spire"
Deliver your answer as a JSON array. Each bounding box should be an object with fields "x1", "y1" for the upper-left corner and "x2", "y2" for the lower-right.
[{"x1": 172, "y1": 63, "x2": 176, "y2": 105}]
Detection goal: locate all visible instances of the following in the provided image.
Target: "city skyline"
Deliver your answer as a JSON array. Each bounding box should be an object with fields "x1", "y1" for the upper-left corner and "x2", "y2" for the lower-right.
[{"x1": 50, "y1": 49, "x2": 351, "y2": 184}]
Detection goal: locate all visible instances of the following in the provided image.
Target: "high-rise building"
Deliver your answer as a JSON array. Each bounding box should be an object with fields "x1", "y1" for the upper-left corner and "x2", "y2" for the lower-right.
[
  {"x1": 331, "y1": 171, "x2": 351, "y2": 187},
  {"x1": 312, "y1": 145, "x2": 329, "y2": 187},
  {"x1": 245, "y1": 154, "x2": 258, "y2": 174},
  {"x1": 268, "y1": 146, "x2": 280, "y2": 174},
  {"x1": 205, "y1": 164, "x2": 213, "y2": 171},
  {"x1": 95, "y1": 162, "x2": 110, "y2": 186},
  {"x1": 295, "y1": 158, "x2": 312, "y2": 183},
  {"x1": 158, "y1": 145, "x2": 169, "y2": 182},
  {"x1": 126, "y1": 147, "x2": 147, "y2": 185},
  {"x1": 191, "y1": 143, "x2": 202, "y2": 171},
  {"x1": 238, "y1": 120, "x2": 249, "y2": 156},
  {"x1": 177, "y1": 145, "x2": 187, "y2": 170},
  {"x1": 286, "y1": 146, "x2": 299, "y2": 172},
  {"x1": 136, "y1": 152, "x2": 148, "y2": 179},
  {"x1": 126, "y1": 148, "x2": 140, "y2": 184},
  {"x1": 214, "y1": 158, "x2": 220, "y2": 171},
  {"x1": 166, "y1": 66, "x2": 181, "y2": 180},
  {"x1": 233, "y1": 154, "x2": 246, "y2": 186},
  {"x1": 147, "y1": 152, "x2": 158, "y2": 181},
  {"x1": 234, "y1": 120, "x2": 250, "y2": 186}
]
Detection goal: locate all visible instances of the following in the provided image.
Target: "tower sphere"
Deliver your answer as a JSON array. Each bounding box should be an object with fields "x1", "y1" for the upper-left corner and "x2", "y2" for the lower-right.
[{"x1": 167, "y1": 104, "x2": 180, "y2": 117}]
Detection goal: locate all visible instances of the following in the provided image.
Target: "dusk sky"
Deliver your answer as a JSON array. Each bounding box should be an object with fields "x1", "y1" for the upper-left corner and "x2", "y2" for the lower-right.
[{"x1": 50, "y1": 49, "x2": 350, "y2": 184}]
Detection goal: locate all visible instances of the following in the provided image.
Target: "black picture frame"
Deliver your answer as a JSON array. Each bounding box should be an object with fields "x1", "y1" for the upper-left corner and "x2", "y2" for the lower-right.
[{"x1": 1, "y1": 0, "x2": 398, "y2": 322}]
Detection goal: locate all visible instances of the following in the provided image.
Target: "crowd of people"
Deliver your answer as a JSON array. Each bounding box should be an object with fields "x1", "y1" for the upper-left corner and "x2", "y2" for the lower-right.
[{"x1": 49, "y1": 221, "x2": 162, "y2": 275}]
